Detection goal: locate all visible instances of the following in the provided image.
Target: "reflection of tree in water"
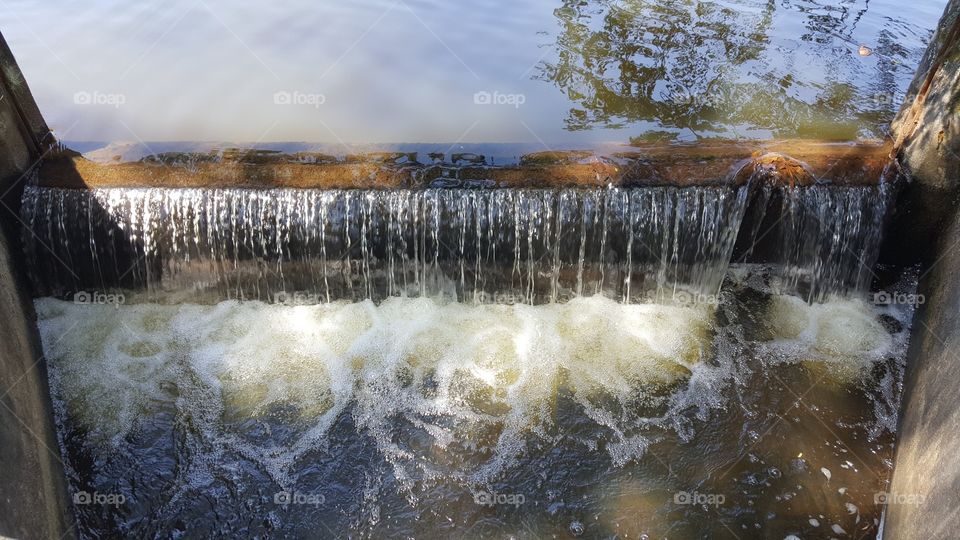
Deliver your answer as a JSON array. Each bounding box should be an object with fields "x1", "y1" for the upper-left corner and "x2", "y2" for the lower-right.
[{"x1": 536, "y1": 0, "x2": 917, "y2": 139}]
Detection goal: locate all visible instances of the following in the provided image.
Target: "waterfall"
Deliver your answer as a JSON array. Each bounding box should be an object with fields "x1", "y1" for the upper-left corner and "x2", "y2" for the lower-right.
[
  {"x1": 19, "y1": 183, "x2": 890, "y2": 304},
  {"x1": 774, "y1": 184, "x2": 892, "y2": 303}
]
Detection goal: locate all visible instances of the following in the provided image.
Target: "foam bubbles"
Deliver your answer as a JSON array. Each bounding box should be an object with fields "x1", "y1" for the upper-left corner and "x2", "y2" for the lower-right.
[
  {"x1": 36, "y1": 280, "x2": 910, "y2": 494},
  {"x1": 764, "y1": 295, "x2": 896, "y2": 382},
  {"x1": 36, "y1": 295, "x2": 713, "y2": 485}
]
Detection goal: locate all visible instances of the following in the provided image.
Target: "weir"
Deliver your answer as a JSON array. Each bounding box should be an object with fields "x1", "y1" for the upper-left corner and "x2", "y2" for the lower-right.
[{"x1": 20, "y1": 181, "x2": 891, "y2": 305}]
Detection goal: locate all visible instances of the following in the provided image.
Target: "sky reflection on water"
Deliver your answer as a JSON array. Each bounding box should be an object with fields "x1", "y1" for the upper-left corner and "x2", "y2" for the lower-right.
[{"x1": 0, "y1": 0, "x2": 944, "y2": 148}]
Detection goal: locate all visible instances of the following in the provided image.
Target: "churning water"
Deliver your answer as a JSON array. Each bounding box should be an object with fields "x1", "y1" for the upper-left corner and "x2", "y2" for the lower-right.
[{"x1": 36, "y1": 267, "x2": 917, "y2": 538}]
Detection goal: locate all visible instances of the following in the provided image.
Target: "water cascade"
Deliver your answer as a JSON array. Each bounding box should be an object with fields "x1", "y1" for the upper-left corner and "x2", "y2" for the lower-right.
[
  {"x1": 18, "y1": 179, "x2": 909, "y2": 539},
  {"x1": 775, "y1": 184, "x2": 891, "y2": 302},
  {"x1": 20, "y1": 182, "x2": 891, "y2": 305}
]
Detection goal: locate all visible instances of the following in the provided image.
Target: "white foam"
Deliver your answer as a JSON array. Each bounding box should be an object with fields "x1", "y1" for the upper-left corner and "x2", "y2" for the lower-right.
[
  {"x1": 36, "y1": 286, "x2": 909, "y2": 491},
  {"x1": 36, "y1": 295, "x2": 713, "y2": 486},
  {"x1": 763, "y1": 294, "x2": 897, "y2": 382}
]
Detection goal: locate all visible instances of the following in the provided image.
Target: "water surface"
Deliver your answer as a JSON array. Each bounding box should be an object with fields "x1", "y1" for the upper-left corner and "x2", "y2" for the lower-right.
[{"x1": 0, "y1": 0, "x2": 943, "y2": 149}]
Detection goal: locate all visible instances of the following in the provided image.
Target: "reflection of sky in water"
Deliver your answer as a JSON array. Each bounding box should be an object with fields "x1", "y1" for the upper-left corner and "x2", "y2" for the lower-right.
[{"x1": 0, "y1": 0, "x2": 944, "y2": 145}]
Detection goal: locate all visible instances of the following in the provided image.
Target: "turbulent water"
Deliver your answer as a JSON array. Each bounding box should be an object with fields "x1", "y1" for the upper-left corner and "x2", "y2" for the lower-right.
[
  {"x1": 21, "y1": 181, "x2": 906, "y2": 538},
  {"x1": 37, "y1": 266, "x2": 917, "y2": 538},
  {"x1": 21, "y1": 184, "x2": 890, "y2": 305}
]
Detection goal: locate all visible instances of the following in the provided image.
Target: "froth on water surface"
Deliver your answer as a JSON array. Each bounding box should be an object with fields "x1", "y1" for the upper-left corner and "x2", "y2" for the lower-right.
[{"x1": 37, "y1": 267, "x2": 917, "y2": 538}]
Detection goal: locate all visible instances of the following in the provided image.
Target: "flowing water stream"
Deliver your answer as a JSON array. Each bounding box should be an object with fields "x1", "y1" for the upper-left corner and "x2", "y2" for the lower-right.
[{"x1": 34, "y1": 266, "x2": 917, "y2": 538}]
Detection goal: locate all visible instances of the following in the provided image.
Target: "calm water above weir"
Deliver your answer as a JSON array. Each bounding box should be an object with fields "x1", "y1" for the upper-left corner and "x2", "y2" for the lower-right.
[{"x1": 0, "y1": 0, "x2": 945, "y2": 150}]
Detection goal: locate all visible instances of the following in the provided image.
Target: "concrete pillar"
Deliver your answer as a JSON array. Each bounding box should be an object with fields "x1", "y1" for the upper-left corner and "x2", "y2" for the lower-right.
[
  {"x1": 884, "y1": 1, "x2": 960, "y2": 538},
  {"x1": 0, "y1": 33, "x2": 74, "y2": 539}
]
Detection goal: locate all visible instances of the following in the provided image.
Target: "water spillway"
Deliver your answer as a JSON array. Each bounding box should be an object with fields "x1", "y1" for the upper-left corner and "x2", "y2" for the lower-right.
[
  {"x1": 18, "y1": 173, "x2": 913, "y2": 538},
  {"x1": 14, "y1": 142, "x2": 907, "y2": 539},
  {"x1": 21, "y1": 181, "x2": 891, "y2": 305}
]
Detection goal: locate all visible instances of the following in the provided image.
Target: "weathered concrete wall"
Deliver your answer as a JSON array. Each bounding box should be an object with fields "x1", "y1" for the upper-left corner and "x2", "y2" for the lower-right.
[
  {"x1": 884, "y1": 1, "x2": 960, "y2": 538},
  {"x1": 0, "y1": 33, "x2": 74, "y2": 539},
  {"x1": 884, "y1": 0, "x2": 960, "y2": 265},
  {"x1": 885, "y1": 200, "x2": 960, "y2": 539}
]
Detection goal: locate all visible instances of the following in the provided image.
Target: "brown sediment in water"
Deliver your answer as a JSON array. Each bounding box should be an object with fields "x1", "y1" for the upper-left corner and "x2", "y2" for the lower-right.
[{"x1": 36, "y1": 139, "x2": 893, "y2": 190}]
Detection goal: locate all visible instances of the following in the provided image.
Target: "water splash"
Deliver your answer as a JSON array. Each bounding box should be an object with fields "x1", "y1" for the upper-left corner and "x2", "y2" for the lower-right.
[
  {"x1": 36, "y1": 295, "x2": 716, "y2": 487},
  {"x1": 34, "y1": 266, "x2": 917, "y2": 537}
]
